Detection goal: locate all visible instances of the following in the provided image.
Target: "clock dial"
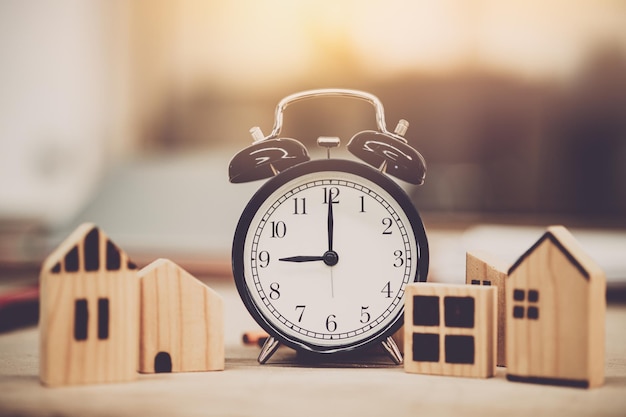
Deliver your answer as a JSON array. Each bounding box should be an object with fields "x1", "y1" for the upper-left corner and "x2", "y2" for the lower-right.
[{"x1": 233, "y1": 159, "x2": 428, "y2": 353}]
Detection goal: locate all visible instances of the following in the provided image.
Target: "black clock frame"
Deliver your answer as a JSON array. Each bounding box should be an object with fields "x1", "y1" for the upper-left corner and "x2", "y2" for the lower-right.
[{"x1": 232, "y1": 158, "x2": 429, "y2": 355}]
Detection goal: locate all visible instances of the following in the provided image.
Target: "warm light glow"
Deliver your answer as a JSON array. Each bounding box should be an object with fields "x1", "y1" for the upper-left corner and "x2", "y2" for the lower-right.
[{"x1": 135, "y1": 0, "x2": 626, "y2": 91}]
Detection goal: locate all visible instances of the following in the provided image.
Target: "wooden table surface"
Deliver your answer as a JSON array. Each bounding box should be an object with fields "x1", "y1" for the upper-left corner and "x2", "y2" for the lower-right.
[{"x1": 0, "y1": 278, "x2": 625, "y2": 417}]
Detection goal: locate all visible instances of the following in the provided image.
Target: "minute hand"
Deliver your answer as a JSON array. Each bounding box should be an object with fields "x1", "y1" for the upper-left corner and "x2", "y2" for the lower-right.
[
  {"x1": 279, "y1": 255, "x2": 325, "y2": 262},
  {"x1": 327, "y1": 193, "x2": 334, "y2": 252}
]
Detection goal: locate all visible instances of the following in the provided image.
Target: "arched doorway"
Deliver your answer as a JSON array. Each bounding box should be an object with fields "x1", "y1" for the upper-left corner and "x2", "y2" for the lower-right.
[{"x1": 154, "y1": 351, "x2": 172, "y2": 373}]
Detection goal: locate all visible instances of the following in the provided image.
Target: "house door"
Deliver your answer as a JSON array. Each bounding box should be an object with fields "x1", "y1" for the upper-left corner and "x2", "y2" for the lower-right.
[{"x1": 154, "y1": 352, "x2": 172, "y2": 373}]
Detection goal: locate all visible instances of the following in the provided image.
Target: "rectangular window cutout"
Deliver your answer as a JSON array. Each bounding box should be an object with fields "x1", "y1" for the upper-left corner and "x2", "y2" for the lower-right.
[
  {"x1": 84, "y1": 228, "x2": 100, "y2": 271},
  {"x1": 445, "y1": 335, "x2": 475, "y2": 364},
  {"x1": 65, "y1": 245, "x2": 80, "y2": 272},
  {"x1": 74, "y1": 299, "x2": 88, "y2": 341},
  {"x1": 527, "y1": 306, "x2": 539, "y2": 320},
  {"x1": 97, "y1": 298, "x2": 109, "y2": 340},
  {"x1": 482, "y1": 280, "x2": 492, "y2": 286},
  {"x1": 513, "y1": 305, "x2": 524, "y2": 319},
  {"x1": 106, "y1": 240, "x2": 121, "y2": 271},
  {"x1": 513, "y1": 289, "x2": 525, "y2": 301},
  {"x1": 444, "y1": 296, "x2": 474, "y2": 328},
  {"x1": 412, "y1": 333, "x2": 439, "y2": 362},
  {"x1": 528, "y1": 290, "x2": 539, "y2": 302},
  {"x1": 470, "y1": 279, "x2": 480, "y2": 285},
  {"x1": 413, "y1": 295, "x2": 440, "y2": 326}
]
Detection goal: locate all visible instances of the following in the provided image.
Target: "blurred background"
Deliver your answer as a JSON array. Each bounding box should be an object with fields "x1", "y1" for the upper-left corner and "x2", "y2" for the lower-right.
[{"x1": 1, "y1": 0, "x2": 626, "y2": 310}]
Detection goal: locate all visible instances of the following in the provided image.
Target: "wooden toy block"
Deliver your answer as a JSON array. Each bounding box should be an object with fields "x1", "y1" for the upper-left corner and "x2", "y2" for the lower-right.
[
  {"x1": 39, "y1": 223, "x2": 138, "y2": 386},
  {"x1": 466, "y1": 251, "x2": 509, "y2": 366},
  {"x1": 138, "y1": 258, "x2": 224, "y2": 373},
  {"x1": 506, "y1": 225, "x2": 606, "y2": 388},
  {"x1": 404, "y1": 282, "x2": 497, "y2": 378}
]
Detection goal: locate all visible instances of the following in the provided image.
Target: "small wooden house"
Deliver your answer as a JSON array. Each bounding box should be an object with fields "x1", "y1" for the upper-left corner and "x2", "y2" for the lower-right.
[
  {"x1": 404, "y1": 282, "x2": 497, "y2": 378},
  {"x1": 506, "y1": 225, "x2": 605, "y2": 388},
  {"x1": 138, "y1": 259, "x2": 224, "y2": 373},
  {"x1": 466, "y1": 251, "x2": 509, "y2": 366},
  {"x1": 39, "y1": 223, "x2": 138, "y2": 386}
]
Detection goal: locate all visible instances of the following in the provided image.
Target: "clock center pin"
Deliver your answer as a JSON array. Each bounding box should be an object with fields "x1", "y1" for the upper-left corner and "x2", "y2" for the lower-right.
[{"x1": 322, "y1": 250, "x2": 339, "y2": 266}]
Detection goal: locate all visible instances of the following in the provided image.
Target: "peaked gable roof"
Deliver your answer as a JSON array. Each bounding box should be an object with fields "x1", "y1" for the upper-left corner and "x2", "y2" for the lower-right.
[
  {"x1": 138, "y1": 258, "x2": 218, "y2": 295},
  {"x1": 508, "y1": 225, "x2": 603, "y2": 281},
  {"x1": 42, "y1": 223, "x2": 136, "y2": 275}
]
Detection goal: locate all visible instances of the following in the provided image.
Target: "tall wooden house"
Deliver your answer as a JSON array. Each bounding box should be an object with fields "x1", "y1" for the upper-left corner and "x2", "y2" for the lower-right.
[
  {"x1": 39, "y1": 223, "x2": 138, "y2": 386},
  {"x1": 506, "y1": 225, "x2": 606, "y2": 388}
]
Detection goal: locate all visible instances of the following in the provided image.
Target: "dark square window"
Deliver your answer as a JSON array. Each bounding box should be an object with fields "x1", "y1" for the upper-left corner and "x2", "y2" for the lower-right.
[
  {"x1": 513, "y1": 305, "x2": 524, "y2": 319},
  {"x1": 513, "y1": 289, "x2": 525, "y2": 301},
  {"x1": 470, "y1": 279, "x2": 480, "y2": 285},
  {"x1": 413, "y1": 295, "x2": 440, "y2": 326},
  {"x1": 528, "y1": 290, "x2": 539, "y2": 303},
  {"x1": 412, "y1": 333, "x2": 440, "y2": 362},
  {"x1": 445, "y1": 335, "x2": 475, "y2": 364},
  {"x1": 444, "y1": 296, "x2": 474, "y2": 328},
  {"x1": 482, "y1": 280, "x2": 492, "y2": 286},
  {"x1": 527, "y1": 306, "x2": 539, "y2": 319}
]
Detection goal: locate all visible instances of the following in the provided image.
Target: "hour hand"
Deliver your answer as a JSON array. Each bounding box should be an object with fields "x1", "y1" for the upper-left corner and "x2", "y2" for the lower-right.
[{"x1": 279, "y1": 255, "x2": 325, "y2": 262}]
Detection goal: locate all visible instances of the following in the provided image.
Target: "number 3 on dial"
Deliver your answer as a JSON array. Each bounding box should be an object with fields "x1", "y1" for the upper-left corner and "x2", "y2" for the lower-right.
[{"x1": 232, "y1": 159, "x2": 428, "y2": 363}]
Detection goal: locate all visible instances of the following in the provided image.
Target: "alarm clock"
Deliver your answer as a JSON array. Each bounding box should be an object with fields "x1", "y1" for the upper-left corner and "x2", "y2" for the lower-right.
[{"x1": 228, "y1": 89, "x2": 429, "y2": 364}]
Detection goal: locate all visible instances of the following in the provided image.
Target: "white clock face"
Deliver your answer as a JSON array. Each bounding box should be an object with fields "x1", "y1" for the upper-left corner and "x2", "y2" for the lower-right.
[{"x1": 234, "y1": 160, "x2": 426, "y2": 352}]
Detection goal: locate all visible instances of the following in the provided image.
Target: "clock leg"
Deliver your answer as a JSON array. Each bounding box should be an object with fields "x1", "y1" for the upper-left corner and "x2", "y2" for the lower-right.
[
  {"x1": 258, "y1": 336, "x2": 281, "y2": 364},
  {"x1": 381, "y1": 336, "x2": 403, "y2": 365}
]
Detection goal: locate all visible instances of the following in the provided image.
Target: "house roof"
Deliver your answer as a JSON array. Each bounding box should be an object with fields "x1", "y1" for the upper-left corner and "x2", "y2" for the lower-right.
[
  {"x1": 138, "y1": 258, "x2": 221, "y2": 297},
  {"x1": 507, "y1": 225, "x2": 604, "y2": 281},
  {"x1": 138, "y1": 259, "x2": 201, "y2": 286},
  {"x1": 42, "y1": 223, "x2": 135, "y2": 275}
]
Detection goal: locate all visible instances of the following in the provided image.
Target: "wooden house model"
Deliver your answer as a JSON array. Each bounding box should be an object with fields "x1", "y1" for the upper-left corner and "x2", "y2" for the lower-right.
[
  {"x1": 506, "y1": 225, "x2": 606, "y2": 388},
  {"x1": 138, "y1": 258, "x2": 224, "y2": 373},
  {"x1": 466, "y1": 251, "x2": 509, "y2": 366},
  {"x1": 39, "y1": 223, "x2": 138, "y2": 386},
  {"x1": 404, "y1": 282, "x2": 497, "y2": 378}
]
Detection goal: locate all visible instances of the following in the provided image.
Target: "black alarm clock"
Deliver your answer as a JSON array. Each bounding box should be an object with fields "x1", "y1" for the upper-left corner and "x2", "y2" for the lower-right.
[{"x1": 229, "y1": 89, "x2": 429, "y2": 364}]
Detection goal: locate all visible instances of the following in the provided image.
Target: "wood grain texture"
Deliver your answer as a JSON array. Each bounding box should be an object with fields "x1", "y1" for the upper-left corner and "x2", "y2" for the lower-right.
[
  {"x1": 138, "y1": 259, "x2": 224, "y2": 373},
  {"x1": 506, "y1": 225, "x2": 606, "y2": 388},
  {"x1": 404, "y1": 282, "x2": 496, "y2": 378},
  {"x1": 4, "y1": 305, "x2": 624, "y2": 417},
  {"x1": 466, "y1": 251, "x2": 509, "y2": 366},
  {"x1": 39, "y1": 223, "x2": 138, "y2": 386}
]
